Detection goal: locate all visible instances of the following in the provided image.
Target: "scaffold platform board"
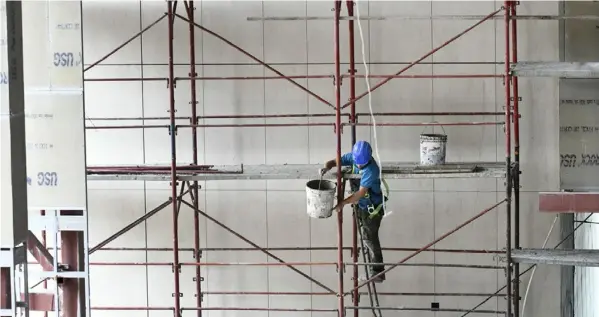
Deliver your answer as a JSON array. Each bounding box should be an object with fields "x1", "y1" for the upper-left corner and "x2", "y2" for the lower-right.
[
  {"x1": 86, "y1": 162, "x2": 506, "y2": 181},
  {"x1": 511, "y1": 61, "x2": 599, "y2": 78},
  {"x1": 511, "y1": 249, "x2": 599, "y2": 267}
]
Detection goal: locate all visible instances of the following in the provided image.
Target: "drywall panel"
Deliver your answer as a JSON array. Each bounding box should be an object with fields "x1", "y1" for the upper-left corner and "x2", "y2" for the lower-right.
[
  {"x1": 141, "y1": 66, "x2": 204, "y2": 166},
  {"x1": 87, "y1": 180, "x2": 145, "y2": 192},
  {"x1": 514, "y1": 19, "x2": 559, "y2": 192},
  {"x1": 516, "y1": 75, "x2": 559, "y2": 192},
  {"x1": 205, "y1": 249, "x2": 269, "y2": 317},
  {"x1": 143, "y1": 125, "x2": 195, "y2": 165},
  {"x1": 267, "y1": 251, "x2": 312, "y2": 317},
  {"x1": 201, "y1": 65, "x2": 266, "y2": 161},
  {"x1": 564, "y1": 1, "x2": 599, "y2": 62},
  {"x1": 519, "y1": 1, "x2": 558, "y2": 15},
  {"x1": 264, "y1": 65, "x2": 309, "y2": 115},
  {"x1": 266, "y1": 191, "x2": 310, "y2": 247},
  {"x1": 266, "y1": 180, "x2": 307, "y2": 192},
  {"x1": 306, "y1": 1, "x2": 369, "y2": 64},
  {"x1": 371, "y1": 192, "x2": 436, "y2": 314},
  {"x1": 433, "y1": 1, "x2": 497, "y2": 15},
  {"x1": 432, "y1": 1, "x2": 496, "y2": 63},
  {"x1": 142, "y1": 65, "x2": 200, "y2": 118},
  {"x1": 306, "y1": 64, "x2": 354, "y2": 163},
  {"x1": 202, "y1": 123, "x2": 265, "y2": 161},
  {"x1": 305, "y1": 64, "x2": 340, "y2": 116},
  {"x1": 146, "y1": 251, "x2": 199, "y2": 317},
  {"x1": 356, "y1": 63, "x2": 435, "y2": 192},
  {"x1": 516, "y1": 265, "x2": 561, "y2": 317},
  {"x1": 264, "y1": 66, "x2": 310, "y2": 164},
  {"x1": 84, "y1": 66, "x2": 143, "y2": 118},
  {"x1": 0, "y1": 122, "x2": 13, "y2": 243},
  {"x1": 309, "y1": 212, "x2": 352, "y2": 249},
  {"x1": 434, "y1": 261, "x2": 499, "y2": 311},
  {"x1": 205, "y1": 190, "x2": 267, "y2": 247},
  {"x1": 86, "y1": 127, "x2": 145, "y2": 166},
  {"x1": 434, "y1": 192, "x2": 498, "y2": 249},
  {"x1": 494, "y1": 21, "x2": 560, "y2": 192},
  {"x1": 202, "y1": 65, "x2": 265, "y2": 117},
  {"x1": 379, "y1": 191, "x2": 434, "y2": 246},
  {"x1": 431, "y1": 66, "x2": 497, "y2": 161},
  {"x1": 200, "y1": 1, "x2": 263, "y2": 64},
  {"x1": 201, "y1": 65, "x2": 267, "y2": 190},
  {"x1": 145, "y1": 189, "x2": 207, "y2": 249},
  {"x1": 308, "y1": 249, "x2": 352, "y2": 310},
  {"x1": 263, "y1": 1, "x2": 307, "y2": 64},
  {"x1": 497, "y1": 193, "x2": 560, "y2": 251},
  {"x1": 83, "y1": 1, "x2": 141, "y2": 65},
  {"x1": 369, "y1": 1, "x2": 432, "y2": 63},
  {"x1": 46, "y1": 1, "x2": 84, "y2": 89},
  {"x1": 559, "y1": 79, "x2": 599, "y2": 190},
  {"x1": 21, "y1": 1, "x2": 49, "y2": 88},
  {"x1": 85, "y1": 66, "x2": 145, "y2": 166},
  {"x1": 140, "y1": 1, "x2": 201, "y2": 65},
  {"x1": 87, "y1": 189, "x2": 146, "y2": 248},
  {"x1": 89, "y1": 251, "x2": 148, "y2": 317},
  {"x1": 25, "y1": 93, "x2": 86, "y2": 209},
  {"x1": 10, "y1": 0, "x2": 89, "y2": 211},
  {"x1": 432, "y1": 64, "x2": 498, "y2": 192},
  {"x1": 367, "y1": 65, "x2": 433, "y2": 161}
]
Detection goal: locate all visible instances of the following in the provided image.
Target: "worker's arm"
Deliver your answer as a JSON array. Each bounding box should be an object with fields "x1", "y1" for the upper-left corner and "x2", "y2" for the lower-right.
[
  {"x1": 334, "y1": 168, "x2": 378, "y2": 212},
  {"x1": 323, "y1": 159, "x2": 337, "y2": 170},
  {"x1": 341, "y1": 186, "x2": 368, "y2": 206},
  {"x1": 333, "y1": 186, "x2": 368, "y2": 212},
  {"x1": 321, "y1": 154, "x2": 352, "y2": 175}
]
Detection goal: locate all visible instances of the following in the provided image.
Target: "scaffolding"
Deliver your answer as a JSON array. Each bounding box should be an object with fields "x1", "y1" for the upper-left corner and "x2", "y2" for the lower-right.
[
  {"x1": 72, "y1": 1, "x2": 520, "y2": 316},
  {"x1": 5, "y1": 0, "x2": 556, "y2": 317},
  {"x1": 9, "y1": 1, "x2": 599, "y2": 317}
]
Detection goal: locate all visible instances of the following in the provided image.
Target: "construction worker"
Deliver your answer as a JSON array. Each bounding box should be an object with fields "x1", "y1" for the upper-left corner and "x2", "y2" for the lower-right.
[{"x1": 320, "y1": 140, "x2": 386, "y2": 283}]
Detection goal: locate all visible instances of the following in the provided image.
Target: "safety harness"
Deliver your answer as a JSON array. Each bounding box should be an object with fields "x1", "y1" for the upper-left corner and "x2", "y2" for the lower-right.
[{"x1": 351, "y1": 163, "x2": 390, "y2": 219}]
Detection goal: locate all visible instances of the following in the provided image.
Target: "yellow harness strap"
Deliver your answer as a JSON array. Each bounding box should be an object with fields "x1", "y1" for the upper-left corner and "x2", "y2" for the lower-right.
[{"x1": 352, "y1": 165, "x2": 390, "y2": 219}]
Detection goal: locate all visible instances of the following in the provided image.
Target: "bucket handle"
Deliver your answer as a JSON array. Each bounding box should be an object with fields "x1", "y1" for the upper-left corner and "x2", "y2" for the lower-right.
[{"x1": 421, "y1": 121, "x2": 446, "y2": 135}]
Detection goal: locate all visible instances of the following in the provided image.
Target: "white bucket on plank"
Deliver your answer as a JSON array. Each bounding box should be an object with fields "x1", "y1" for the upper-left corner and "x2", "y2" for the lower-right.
[
  {"x1": 420, "y1": 134, "x2": 447, "y2": 166},
  {"x1": 306, "y1": 179, "x2": 337, "y2": 219}
]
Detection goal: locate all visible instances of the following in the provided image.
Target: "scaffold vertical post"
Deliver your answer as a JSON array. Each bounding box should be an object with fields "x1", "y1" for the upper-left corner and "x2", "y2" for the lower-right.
[
  {"x1": 41, "y1": 210, "x2": 48, "y2": 317},
  {"x1": 503, "y1": 2, "x2": 513, "y2": 317},
  {"x1": 167, "y1": 1, "x2": 182, "y2": 317},
  {"x1": 334, "y1": 1, "x2": 345, "y2": 316},
  {"x1": 0, "y1": 268, "x2": 10, "y2": 315},
  {"x1": 60, "y1": 213, "x2": 80, "y2": 317},
  {"x1": 346, "y1": 0, "x2": 359, "y2": 315},
  {"x1": 185, "y1": 0, "x2": 203, "y2": 315},
  {"x1": 510, "y1": 2, "x2": 520, "y2": 317}
]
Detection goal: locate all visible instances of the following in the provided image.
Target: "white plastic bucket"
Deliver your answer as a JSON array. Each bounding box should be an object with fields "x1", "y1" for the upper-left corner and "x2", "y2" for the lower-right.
[
  {"x1": 306, "y1": 179, "x2": 337, "y2": 219},
  {"x1": 420, "y1": 134, "x2": 447, "y2": 166}
]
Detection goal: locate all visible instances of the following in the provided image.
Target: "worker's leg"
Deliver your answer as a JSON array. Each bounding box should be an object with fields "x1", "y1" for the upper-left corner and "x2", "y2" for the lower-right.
[{"x1": 358, "y1": 208, "x2": 385, "y2": 281}]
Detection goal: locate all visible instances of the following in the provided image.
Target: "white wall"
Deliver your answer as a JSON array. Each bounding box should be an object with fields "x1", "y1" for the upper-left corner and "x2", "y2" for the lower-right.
[{"x1": 78, "y1": 1, "x2": 561, "y2": 317}]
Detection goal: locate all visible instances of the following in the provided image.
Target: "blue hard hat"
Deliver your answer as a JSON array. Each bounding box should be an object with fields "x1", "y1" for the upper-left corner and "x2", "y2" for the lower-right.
[{"x1": 352, "y1": 141, "x2": 372, "y2": 165}]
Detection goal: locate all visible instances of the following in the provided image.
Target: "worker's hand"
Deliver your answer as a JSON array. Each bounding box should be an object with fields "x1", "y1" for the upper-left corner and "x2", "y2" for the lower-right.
[
  {"x1": 319, "y1": 167, "x2": 330, "y2": 176},
  {"x1": 332, "y1": 203, "x2": 344, "y2": 213}
]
